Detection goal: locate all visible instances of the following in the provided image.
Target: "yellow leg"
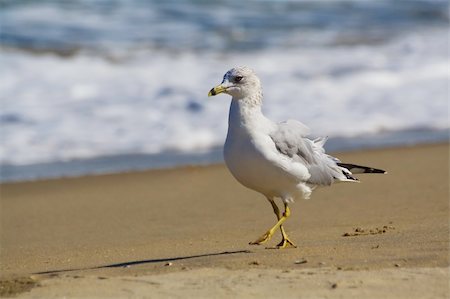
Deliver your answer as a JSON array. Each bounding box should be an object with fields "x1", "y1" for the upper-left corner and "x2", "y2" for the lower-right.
[
  {"x1": 250, "y1": 201, "x2": 297, "y2": 248},
  {"x1": 268, "y1": 199, "x2": 296, "y2": 248}
]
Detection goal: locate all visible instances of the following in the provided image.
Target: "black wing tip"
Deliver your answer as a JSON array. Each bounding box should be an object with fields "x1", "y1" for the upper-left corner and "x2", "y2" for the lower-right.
[
  {"x1": 365, "y1": 168, "x2": 387, "y2": 174},
  {"x1": 342, "y1": 171, "x2": 359, "y2": 181},
  {"x1": 337, "y1": 163, "x2": 387, "y2": 174}
]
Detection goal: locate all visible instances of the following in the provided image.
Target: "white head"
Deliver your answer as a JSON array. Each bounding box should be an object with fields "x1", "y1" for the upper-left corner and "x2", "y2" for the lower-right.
[{"x1": 208, "y1": 66, "x2": 262, "y2": 103}]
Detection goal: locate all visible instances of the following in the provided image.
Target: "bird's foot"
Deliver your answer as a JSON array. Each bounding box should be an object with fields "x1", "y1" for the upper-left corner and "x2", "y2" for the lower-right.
[
  {"x1": 275, "y1": 237, "x2": 297, "y2": 249},
  {"x1": 265, "y1": 236, "x2": 297, "y2": 249},
  {"x1": 249, "y1": 231, "x2": 272, "y2": 245}
]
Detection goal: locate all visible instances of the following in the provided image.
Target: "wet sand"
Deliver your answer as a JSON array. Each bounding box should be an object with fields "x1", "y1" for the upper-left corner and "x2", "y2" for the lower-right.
[{"x1": 1, "y1": 143, "x2": 449, "y2": 298}]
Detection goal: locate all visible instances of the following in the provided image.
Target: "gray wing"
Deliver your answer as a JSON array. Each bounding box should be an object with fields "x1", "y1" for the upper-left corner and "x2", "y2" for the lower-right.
[{"x1": 269, "y1": 120, "x2": 352, "y2": 185}]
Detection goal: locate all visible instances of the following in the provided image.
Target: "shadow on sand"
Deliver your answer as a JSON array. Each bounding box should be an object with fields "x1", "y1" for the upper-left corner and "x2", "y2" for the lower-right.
[{"x1": 34, "y1": 250, "x2": 252, "y2": 275}]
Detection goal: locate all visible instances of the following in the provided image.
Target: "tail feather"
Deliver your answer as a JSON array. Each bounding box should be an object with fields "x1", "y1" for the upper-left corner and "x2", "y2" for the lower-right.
[{"x1": 337, "y1": 163, "x2": 387, "y2": 174}]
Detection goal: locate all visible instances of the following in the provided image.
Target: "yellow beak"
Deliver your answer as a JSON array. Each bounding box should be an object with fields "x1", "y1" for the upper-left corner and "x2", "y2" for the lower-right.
[{"x1": 208, "y1": 84, "x2": 227, "y2": 97}]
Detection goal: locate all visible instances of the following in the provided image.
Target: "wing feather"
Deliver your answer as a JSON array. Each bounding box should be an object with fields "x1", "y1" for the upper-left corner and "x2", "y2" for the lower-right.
[{"x1": 270, "y1": 120, "x2": 350, "y2": 185}]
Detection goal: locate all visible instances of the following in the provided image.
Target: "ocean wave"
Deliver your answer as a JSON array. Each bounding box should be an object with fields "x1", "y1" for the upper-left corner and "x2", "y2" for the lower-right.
[{"x1": 0, "y1": 28, "x2": 448, "y2": 165}]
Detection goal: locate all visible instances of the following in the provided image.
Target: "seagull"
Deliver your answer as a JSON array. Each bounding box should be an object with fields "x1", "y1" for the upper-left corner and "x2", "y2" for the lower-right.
[{"x1": 208, "y1": 66, "x2": 386, "y2": 249}]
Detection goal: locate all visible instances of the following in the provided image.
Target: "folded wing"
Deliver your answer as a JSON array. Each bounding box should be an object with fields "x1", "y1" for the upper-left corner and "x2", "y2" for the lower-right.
[{"x1": 270, "y1": 120, "x2": 355, "y2": 185}]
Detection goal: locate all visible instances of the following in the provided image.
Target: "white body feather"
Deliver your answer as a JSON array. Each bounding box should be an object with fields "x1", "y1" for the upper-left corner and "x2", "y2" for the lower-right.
[{"x1": 224, "y1": 98, "x2": 351, "y2": 203}]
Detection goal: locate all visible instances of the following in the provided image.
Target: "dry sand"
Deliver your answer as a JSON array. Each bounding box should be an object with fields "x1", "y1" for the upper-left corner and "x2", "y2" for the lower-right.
[{"x1": 0, "y1": 143, "x2": 449, "y2": 298}]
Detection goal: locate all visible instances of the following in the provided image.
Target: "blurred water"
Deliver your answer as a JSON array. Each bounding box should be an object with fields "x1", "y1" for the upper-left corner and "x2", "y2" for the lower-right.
[
  {"x1": 1, "y1": 0, "x2": 448, "y2": 53},
  {"x1": 0, "y1": 0, "x2": 449, "y2": 180}
]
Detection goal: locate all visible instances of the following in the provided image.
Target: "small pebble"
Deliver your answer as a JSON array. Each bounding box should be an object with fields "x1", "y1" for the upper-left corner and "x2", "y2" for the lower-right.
[
  {"x1": 394, "y1": 263, "x2": 400, "y2": 267},
  {"x1": 249, "y1": 261, "x2": 260, "y2": 265},
  {"x1": 331, "y1": 283, "x2": 338, "y2": 289},
  {"x1": 294, "y1": 258, "x2": 307, "y2": 265},
  {"x1": 165, "y1": 262, "x2": 173, "y2": 267}
]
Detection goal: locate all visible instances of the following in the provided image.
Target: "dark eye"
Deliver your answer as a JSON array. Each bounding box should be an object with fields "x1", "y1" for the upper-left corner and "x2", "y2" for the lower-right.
[{"x1": 234, "y1": 76, "x2": 243, "y2": 83}]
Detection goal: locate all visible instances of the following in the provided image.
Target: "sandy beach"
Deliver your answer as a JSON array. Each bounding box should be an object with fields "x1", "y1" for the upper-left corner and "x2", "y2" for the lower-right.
[{"x1": 1, "y1": 143, "x2": 449, "y2": 298}]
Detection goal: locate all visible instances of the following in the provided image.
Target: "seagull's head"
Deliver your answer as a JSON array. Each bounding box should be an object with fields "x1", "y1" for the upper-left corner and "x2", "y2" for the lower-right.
[{"x1": 208, "y1": 66, "x2": 262, "y2": 100}]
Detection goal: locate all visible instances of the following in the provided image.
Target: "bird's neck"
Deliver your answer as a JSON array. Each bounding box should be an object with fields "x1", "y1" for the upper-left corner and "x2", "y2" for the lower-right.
[{"x1": 228, "y1": 95, "x2": 266, "y2": 133}]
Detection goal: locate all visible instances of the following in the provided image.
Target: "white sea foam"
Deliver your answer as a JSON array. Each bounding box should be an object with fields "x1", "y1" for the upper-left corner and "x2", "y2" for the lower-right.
[{"x1": 0, "y1": 28, "x2": 448, "y2": 165}]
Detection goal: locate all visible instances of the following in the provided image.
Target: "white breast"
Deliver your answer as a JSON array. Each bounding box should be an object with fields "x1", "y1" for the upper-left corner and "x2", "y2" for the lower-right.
[{"x1": 223, "y1": 100, "x2": 310, "y2": 200}]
